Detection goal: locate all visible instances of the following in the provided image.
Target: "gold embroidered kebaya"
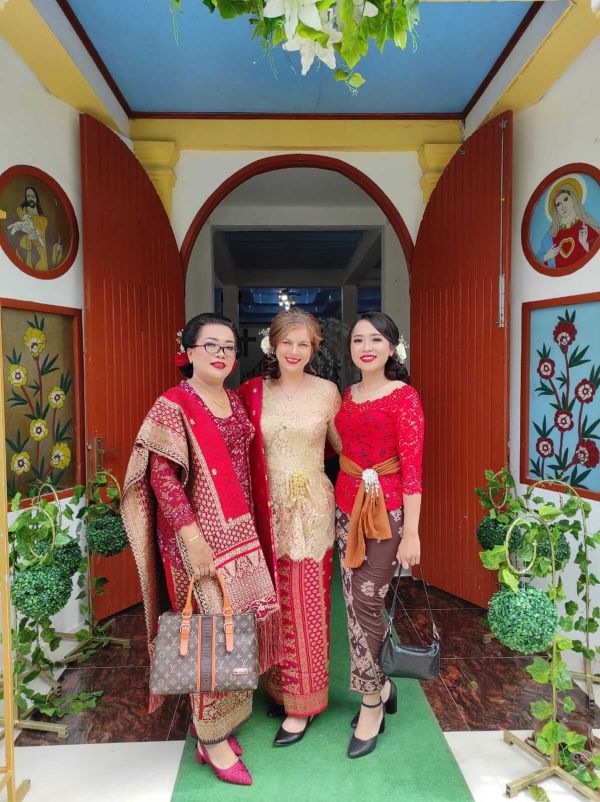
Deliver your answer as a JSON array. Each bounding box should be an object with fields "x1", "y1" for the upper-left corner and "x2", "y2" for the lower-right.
[{"x1": 261, "y1": 377, "x2": 341, "y2": 563}]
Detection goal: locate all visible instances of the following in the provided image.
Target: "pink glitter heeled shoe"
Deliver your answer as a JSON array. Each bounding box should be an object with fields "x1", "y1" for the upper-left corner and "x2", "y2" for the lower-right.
[
  {"x1": 188, "y1": 722, "x2": 243, "y2": 756},
  {"x1": 195, "y1": 743, "x2": 253, "y2": 786}
]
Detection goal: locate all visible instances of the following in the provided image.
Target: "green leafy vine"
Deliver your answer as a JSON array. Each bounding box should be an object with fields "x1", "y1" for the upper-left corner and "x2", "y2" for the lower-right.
[
  {"x1": 476, "y1": 468, "x2": 600, "y2": 793},
  {"x1": 168, "y1": 0, "x2": 420, "y2": 87}
]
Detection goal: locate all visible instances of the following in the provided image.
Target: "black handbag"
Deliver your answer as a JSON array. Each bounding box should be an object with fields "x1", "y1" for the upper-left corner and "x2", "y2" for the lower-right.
[{"x1": 380, "y1": 566, "x2": 441, "y2": 681}]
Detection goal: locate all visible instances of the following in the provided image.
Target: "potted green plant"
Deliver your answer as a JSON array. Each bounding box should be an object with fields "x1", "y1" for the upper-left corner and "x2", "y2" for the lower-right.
[
  {"x1": 63, "y1": 471, "x2": 130, "y2": 664},
  {"x1": 476, "y1": 468, "x2": 600, "y2": 799},
  {"x1": 2, "y1": 488, "x2": 102, "y2": 731}
]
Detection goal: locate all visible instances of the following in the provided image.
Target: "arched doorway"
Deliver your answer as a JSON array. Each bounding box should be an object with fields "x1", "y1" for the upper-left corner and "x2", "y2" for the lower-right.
[
  {"x1": 180, "y1": 154, "x2": 414, "y2": 271},
  {"x1": 180, "y1": 156, "x2": 413, "y2": 386}
]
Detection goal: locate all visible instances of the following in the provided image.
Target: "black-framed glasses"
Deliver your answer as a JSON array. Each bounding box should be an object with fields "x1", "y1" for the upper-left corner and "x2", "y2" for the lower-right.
[{"x1": 190, "y1": 342, "x2": 237, "y2": 357}]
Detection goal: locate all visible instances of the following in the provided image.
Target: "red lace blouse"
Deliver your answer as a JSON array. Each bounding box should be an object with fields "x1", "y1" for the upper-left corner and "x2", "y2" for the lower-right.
[
  {"x1": 334, "y1": 384, "x2": 424, "y2": 515},
  {"x1": 149, "y1": 382, "x2": 255, "y2": 568}
]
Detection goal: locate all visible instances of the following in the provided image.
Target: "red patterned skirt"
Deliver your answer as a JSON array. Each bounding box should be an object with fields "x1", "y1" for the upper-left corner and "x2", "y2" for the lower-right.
[{"x1": 262, "y1": 549, "x2": 333, "y2": 717}]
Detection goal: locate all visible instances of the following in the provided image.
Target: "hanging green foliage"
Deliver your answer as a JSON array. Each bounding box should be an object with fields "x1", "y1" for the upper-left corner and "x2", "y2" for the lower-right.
[
  {"x1": 77, "y1": 471, "x2": 128, "y2": 558},
  {"x1": 11, "y1": 564, "x2": 72, "y2": 621},
  {"x1": 34, "y1": 536, "x2": 83, "y2": 578},
  {"x1": 475, "y1": 468, "x2": 600, "y2": 793},
  {"x1": 86, "y1": 514, "x2": 128, "y2": 558},
  {"x1": 4, "y1": 488, "x2": 104, "y2": 718},
  {"x1": 169, "y1": 0, "x2": 420, "y2": 87},
  {"x1": 488, "y1": 586, "x2": 558, "y2": 655},
  {"x1": 476, "y1": 514, "x2": 570, "y2": 570}
]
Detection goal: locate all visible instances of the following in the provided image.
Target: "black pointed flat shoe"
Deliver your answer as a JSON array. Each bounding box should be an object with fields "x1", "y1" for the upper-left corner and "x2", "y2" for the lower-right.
[
  {"x1": 266, "y1": 701, "x2": 285, "y2": 719},
  {"x1": 273, "y1": 716, "x2": 314, "y2": 747},
  {"x1": 347, "y1": 701, "x2": 385, "y2": 759},
  {"x1": 351, "y1": 679, "x2": 397, "y2": 728}
]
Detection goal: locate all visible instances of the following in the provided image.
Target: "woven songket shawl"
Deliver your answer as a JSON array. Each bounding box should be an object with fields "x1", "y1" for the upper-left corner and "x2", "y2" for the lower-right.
[{"x1": 121, "y1": 385, "x2": 282, "y2": 712}]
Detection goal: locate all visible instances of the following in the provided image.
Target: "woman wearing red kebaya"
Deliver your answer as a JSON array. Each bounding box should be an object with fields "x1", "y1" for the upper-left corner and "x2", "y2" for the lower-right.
[
  {"x1": 122, "y1": 314, "x2": 281, "y2": 787},
  {"x1": 334, "y1": 311, "x2": 424, "y2": 759}
]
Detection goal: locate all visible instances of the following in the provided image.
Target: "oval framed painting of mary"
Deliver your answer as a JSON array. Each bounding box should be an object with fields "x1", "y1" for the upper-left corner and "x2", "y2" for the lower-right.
[{"x1": 522, "y1": 163, "x2": 600, "y2": 277}]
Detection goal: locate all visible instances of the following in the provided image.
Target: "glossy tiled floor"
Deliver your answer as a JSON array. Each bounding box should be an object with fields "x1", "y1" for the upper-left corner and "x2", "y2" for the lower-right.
[{"x1": 15, "y1": 576, "x2": 599, "y2": 747}]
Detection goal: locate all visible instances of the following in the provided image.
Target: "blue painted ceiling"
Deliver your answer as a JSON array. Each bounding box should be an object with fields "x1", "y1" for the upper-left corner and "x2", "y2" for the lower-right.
[{"x1": 64, "y1": 0, "x2": 533, "y2": 115}]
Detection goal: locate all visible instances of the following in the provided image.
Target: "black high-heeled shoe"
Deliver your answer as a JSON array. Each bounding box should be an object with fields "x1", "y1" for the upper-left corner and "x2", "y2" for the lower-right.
[
  {"x1": 350, "y1": 678, "x2": 397, "y2": 728},
  {"x1": 273, "y1": 716, "x2": 314, "y2": 747},
  {"x1": 347, "y1": 701, "x2": 385, "y2": 759}
]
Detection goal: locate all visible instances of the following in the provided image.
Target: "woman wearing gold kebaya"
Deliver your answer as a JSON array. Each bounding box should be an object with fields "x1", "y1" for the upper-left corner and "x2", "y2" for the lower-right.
[{"x1": 239, "y1": 308, "x2": 341, "y2": 746}]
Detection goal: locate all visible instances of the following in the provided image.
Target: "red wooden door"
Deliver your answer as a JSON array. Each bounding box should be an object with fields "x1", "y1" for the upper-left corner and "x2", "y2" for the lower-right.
[
  {"x1": 411, "y1": 113, "x2": 512, "y2": 608},
  {"x1": 80, "y1": 114, "x2": 184, "y2": 619}
]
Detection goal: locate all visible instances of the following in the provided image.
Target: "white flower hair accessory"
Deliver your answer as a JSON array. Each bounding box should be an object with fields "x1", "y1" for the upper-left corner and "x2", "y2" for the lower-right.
[
  {"x1": 176, "y1": 329, "x2": 185, "y2": 353},
  {"x1": 259, "y1": 327, "x2": 271, "y2": 355},
  {"x1": 396, "y1": 335, "x2": 408, "y2": 364}
]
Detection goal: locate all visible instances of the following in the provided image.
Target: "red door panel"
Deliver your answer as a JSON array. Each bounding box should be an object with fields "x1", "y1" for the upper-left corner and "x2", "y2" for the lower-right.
[
  {"x1": 80, "y1": 114, "x2": 184, "y2": 619},
  {"x1": 411, "y1": 113, "x2": 512, "y2": 607}
]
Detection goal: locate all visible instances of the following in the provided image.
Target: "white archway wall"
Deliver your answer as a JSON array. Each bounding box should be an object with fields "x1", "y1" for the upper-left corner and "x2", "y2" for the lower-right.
[
  {"x1": 510, "y1": 37, "x2": 600, "y2": 662},
  {"x1": 172, "y1": 151, "x2": 424, "y2": 247},
  {"x1": 181, "y1": 156, "x2": 417, "y2": 342}
]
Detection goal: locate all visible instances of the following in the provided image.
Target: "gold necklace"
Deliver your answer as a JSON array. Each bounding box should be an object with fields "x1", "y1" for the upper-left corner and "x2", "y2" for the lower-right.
[
  {"x1": 276, "y1": 377, "x2": 305, "y2": 402},
  {"x1": 190, "y1": 377, "x2": 228, "y2": 410}
]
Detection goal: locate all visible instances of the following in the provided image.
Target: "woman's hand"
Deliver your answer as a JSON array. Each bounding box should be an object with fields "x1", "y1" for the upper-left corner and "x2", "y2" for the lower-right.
[
  {"x1": 396, "y1": 530, "x2": 420, "y2": 569},
  {"x1": 180, "y1": 524, "x2": 215, "y2": 578}
]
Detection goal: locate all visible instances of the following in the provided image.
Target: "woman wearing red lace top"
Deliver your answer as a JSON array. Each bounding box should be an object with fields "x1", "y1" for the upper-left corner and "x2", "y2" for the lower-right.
[{"x1": 334, "y1": 311, "x2": 424, "y2": 760}]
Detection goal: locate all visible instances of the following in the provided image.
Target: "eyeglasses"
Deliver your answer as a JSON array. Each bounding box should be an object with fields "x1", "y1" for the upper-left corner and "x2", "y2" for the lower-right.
[{"x1": 190, "y1": 342, "x2": 237, "y2": 357}]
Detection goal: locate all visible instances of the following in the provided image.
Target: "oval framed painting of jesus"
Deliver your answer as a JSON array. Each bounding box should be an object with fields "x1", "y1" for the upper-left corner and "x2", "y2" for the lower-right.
[{"x1": 0, "y1": 165, "x2": 79, "y2": 280}]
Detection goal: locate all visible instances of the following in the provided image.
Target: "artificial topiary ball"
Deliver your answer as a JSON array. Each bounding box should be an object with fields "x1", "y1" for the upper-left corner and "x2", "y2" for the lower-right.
[
  {"x1": 86, "y1": 514, "x2": 128, "y2": 558},
  {"x1": 488, "y1": 586, "x2": 558, "y2": 655},
  {"x1": 476, "y1": 515, "x2": 523, "y2": 552},
  {"x1": 11, "y1": 564, "x2": 72, "y2": 620},
  {"x1": 536, "y1": 531, "x2": 571, "y2": 569},
  {"x1": 34, "y1": 537, "x2": 82, "y2": 577}
]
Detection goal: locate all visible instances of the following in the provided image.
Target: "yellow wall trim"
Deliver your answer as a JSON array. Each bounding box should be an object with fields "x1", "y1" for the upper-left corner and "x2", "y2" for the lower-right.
[
  {"x1": 418, "y1": 143, "x2": 460, "y2": 203},
  {"x1": 486, "y1": 0, "x2": 600, "y2": 121},
  {"x1": 132, "y1": 140, "x2": 179, "y2": 219},
  {"x1": 0, "y1": 0, "x2": 119, "y2": 132},
  {"x1": 129, "y1": 118, "x2": 464, "y2": 153}
]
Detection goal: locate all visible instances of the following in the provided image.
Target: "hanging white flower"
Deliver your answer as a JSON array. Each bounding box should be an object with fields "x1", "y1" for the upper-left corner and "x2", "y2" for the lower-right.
[
  {"x1": 259, "y1": 328, "x2": 272, "y2": 354},
  {"x1": 396, "y1": 335, "x2": 408, "y2": 364},
  {"x1": 283, "y1": 11, "x2": 343, "y2": 75},
  {"x1": 263, "y1": 0, "x2": 322, "y2": 41}
]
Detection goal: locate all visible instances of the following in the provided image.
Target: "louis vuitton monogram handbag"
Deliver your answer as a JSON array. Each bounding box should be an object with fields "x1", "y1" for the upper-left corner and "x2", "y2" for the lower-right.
[{"x1": 149, "y1": 572, "x2": 258, "y2": 695}]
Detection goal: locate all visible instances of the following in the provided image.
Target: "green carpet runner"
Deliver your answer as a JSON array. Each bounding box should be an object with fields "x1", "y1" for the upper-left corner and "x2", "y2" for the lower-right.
[{"x1": 171, "y1": 558, "x2": 474, "y2": 802}]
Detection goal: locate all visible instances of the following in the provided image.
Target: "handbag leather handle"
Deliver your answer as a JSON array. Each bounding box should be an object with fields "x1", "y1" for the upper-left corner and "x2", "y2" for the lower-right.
[
  {"x1": 388, "y1": 564, "x2": 439, "y2": 641},
  {"x1": 179, "y1": 572, "x2": 234, "y2": 657}
]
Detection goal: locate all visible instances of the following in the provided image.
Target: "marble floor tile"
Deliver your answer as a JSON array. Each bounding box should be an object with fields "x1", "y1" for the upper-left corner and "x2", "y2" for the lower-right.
[
  {"x1": 15, "y1": 667, "x2": 181, "y2": 747},
  {"x1": 76, "y1": 616, "x2": 149, "y2": 669},
  {"x1": 409, "y1": 608, "x2": 516, "y2": 660},
  {"x1": 440, "y1": 657, "x2": 600, "y2": 732},
  {"x1": 420, "y1": 673, "x2": 471, "y2": 732},
  {"x1": 391, "y1": 576, "x2": 480, "y2": 610},
  {"x1": 167, "y1": 694, "x2": 191, "y2": 741}
]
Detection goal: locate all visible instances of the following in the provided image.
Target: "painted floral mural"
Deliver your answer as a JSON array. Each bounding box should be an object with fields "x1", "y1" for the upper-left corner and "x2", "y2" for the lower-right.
[
  {"x1": 526, "y1": 303, "x2": 600, "y2": 495},
  {"x1": 3, "y1": 307, "x2": 77, "y2": 497}
]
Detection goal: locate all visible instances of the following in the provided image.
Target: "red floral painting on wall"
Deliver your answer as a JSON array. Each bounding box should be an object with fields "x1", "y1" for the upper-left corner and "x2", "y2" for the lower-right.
[{"x1": 521, "y1": 293, "x2": 600, "y2": 500}]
